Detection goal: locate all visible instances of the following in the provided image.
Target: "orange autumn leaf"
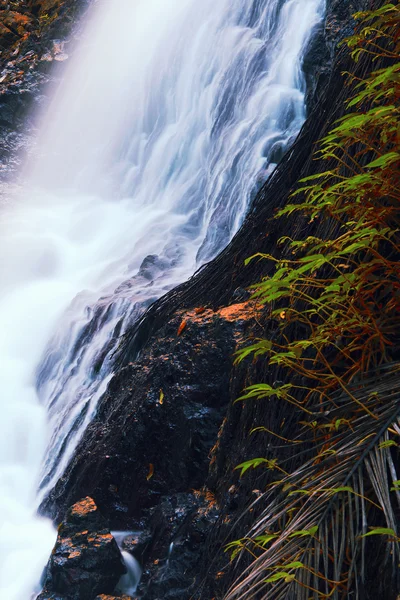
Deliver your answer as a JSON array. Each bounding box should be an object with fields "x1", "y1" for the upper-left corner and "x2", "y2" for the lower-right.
[
  {"x1": 146, "y1": 464, "x2": 154, "y2": 481},
  {"x1": 177, "y1": 320, "x2": 187, "y2": 336}
]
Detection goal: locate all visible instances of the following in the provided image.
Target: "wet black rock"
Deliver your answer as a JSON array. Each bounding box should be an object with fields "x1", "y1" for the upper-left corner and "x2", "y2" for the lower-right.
[
  {"x1": 37, "y1": 593, "x2": 68, "y2": 600},
  {"x1": 136, "y1": 492, "x2": 221, "y2": 600},
  {"x1": 303, "y1": 0, "x2": 369, "y2": 112},
  {"x1": 39, "y1": 303, "x2": 263, "y2": 600},
  {"x1": 41, "y1": 302, "x2": 263, "y2": 526},
  {"x1": 95, "y1": 594, "x2": 134, "y2": 600},
  {"x1": 137, "y1": 254, "x2": 168, "y2": 281},
  {"x1": 39, "y1": 497, "x2": 126, "y2": 600},
  {"x1": 122, "y1": 530, "x2": 153, "y2": 563}
]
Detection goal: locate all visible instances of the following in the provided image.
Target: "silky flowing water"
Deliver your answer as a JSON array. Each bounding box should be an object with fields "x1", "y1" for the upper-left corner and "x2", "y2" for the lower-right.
[{"x1": 0, "y1": 0, "x2": 325, "y2": 597}]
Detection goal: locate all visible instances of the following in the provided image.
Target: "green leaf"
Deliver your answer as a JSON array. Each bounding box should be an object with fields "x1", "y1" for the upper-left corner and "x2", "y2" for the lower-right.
[
  {"x1": 288, "y1": 525, "x2": 318, "y2": 538},
  {"x1": 284, "y1": 561, "x2": 304, "y2": 569},
  {"x1": 254, "y1": 534, "x2": 279, "y2": 546},
  {"x1": 366, "y1": 152, "x2": 400, "y2": 169},
  {"x1": 379, "y1": 440, "x2": 398, "y2": 449},
  {"x1": 236, "y1": 383, "x2": 293, "y2": 403},
  {"x1": 327, "y1": 486, "x2": 354, "y2": 494},
  {"x1": 265, "y1": 572, "x2": 295, "y2": 583},
  {"x1": 325, "y1": 283, "x2": 341, "y2": 293},
  {"x1": 361, "y1": 528, "x2": 397, "y2": 538},
  {"x1": 235, "y1": 340, "x2": 273, "y2": 364},
  {"x1": 235, "y1": 458, "x2": 277, "y2": 477},
  {"x1": 244, "y1": 252, "x2": 272, "y2": 266},
  {"x1": 288, "y1": 490, "x2": 310, "y2": 496},
  {"x1": 225, "y1": 540, "x2": 243, "y2": 550}
]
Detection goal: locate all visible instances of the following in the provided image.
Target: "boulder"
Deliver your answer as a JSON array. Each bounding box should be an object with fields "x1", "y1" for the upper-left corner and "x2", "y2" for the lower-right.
[{"x1": 40, "y1": 497, "x2": 126, "y2": 600}]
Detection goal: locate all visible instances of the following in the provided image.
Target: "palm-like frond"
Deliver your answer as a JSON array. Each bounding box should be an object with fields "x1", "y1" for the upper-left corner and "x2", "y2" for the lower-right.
[{"x1": 225, "y1": 365, "x2": 400, "y2": 600}]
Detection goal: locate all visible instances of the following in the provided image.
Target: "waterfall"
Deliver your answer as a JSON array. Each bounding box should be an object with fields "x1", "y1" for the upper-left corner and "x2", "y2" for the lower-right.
[
  {"x1": 0, "y1": 0, "x2": 325, "y2": 598},
  {"x1": 112, "y1": 531, "x2": 142, "y2": 595}
]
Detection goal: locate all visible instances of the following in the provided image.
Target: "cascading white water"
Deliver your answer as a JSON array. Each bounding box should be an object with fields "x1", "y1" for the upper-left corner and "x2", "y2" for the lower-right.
[
  {"x1": 0, "y1": 0, "x2": 325, "y2": 598},
  {"x1": 112, "y1": 531, "x2": 142, "y2": 595}
]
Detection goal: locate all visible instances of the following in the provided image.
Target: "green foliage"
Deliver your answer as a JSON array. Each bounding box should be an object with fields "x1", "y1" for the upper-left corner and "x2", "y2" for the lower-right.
[
  {"x1": 227, "y1": 382, "x2": 400, "y2": 600},
  {"x1": 235, "y1": 457, "x2": 278, "y2": 477},
  {"x1": 227, "y1": 5, "x2": 400, "y2": 600},
  {"x1": 361, "y1": 527, "x2": 397, "y2": 538},
  {"x1": 237, "y1": 1, "x2": 400, "y2": 406}
]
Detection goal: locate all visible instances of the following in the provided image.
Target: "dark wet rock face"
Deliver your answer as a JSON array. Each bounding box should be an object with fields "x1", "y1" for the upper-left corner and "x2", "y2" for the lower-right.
[
  {"x1": 38, "y1": 497, "x2": 126, "y2": 600},
  {"x1": 39, "y1": 303, "x2": 262, "y2": 599},
  {"x1": 94, "y1": 596, "x2": 133, "y2": 600},
  {"x1": 303, "y1": 0, "x2": 371, "y2": 112},
  {"x1": 41, "y1": 302, "x2": 263, "y2": 525},
  {"x1": 37, "y1": 593, "x2": 68, "y2": 600},
  {"x1": 136, "y1": 493, "x2": 220, "y2": 600}
]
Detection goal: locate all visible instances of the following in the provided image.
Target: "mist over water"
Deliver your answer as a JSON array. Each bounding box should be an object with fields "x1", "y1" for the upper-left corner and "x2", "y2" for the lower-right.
[{"x1": 0, "y1": 0, "x2": 324, "y2": 597}]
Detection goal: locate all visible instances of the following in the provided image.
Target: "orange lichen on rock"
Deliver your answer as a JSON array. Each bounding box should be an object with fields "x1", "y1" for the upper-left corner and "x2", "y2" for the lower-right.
[
  {"x1": 88, "y1": 532, "x2": 113, "y2": 546},
  {"x1": 60, "y1": 536, "x2": 73, "y2": 547},
  {"x1": 28, "y1": 0, "x2": 65, "y2": 16},
  {"x1": 0, "y1": 10, "x2": 32, "y2": 28},
  {"x1": 0, "y1": 10, "x2": 32, "y2": 47},
  {"x1": 94, "y1": 596, "x2": 133, "y2": 600},
  {"x1": 217, "y1": 301, "x2": 261, "y2": 322},
  {"x1": 96, "y1": 533, "x2": 113, "y2": 542},
  {"x1": 70, "y1": 496, "x2": 97, "y2": 517},
  {"x1": 184, "y1": 300, "x2": 261, "y2": 325}
]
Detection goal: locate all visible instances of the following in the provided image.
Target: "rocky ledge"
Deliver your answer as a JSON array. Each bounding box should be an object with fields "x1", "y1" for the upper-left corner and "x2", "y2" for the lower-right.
[
  {"x1": 40, "y1": 301, "x2": 263, "y2": 599},
  {"x1": 42, "y1": 300, "x2": 263, "y2": 524},
  {"x1": 38, "y1": 497, "x2": 128, "y2": 600}
]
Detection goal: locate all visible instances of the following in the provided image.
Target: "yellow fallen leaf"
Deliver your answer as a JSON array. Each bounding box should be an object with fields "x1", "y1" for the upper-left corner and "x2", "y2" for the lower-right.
[{"x1": 146, "y1": 464, "x2": 154, "y2": 481}]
